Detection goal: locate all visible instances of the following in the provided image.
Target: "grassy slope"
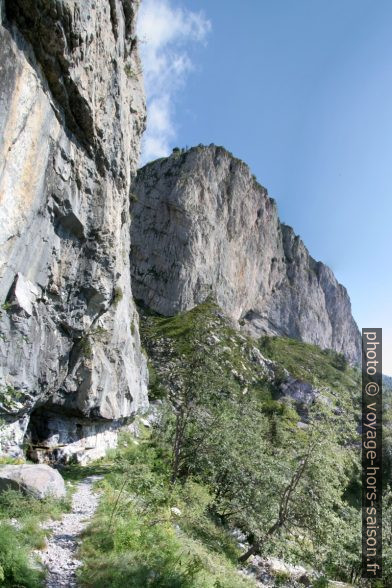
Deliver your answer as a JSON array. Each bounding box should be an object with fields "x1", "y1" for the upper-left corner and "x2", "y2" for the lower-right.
[
  {"x1": 4, "y1": 300, "x2": 392, "y2": 587},
  {"x1": 76, "y1": 431, "x2": 256, "y2": 588},
  {"x1": 141, "y1": 299, "x2": 361, "y2": 420},
  {"x1": 137, "y1": 301, "x2": 361, "y2": 582}
]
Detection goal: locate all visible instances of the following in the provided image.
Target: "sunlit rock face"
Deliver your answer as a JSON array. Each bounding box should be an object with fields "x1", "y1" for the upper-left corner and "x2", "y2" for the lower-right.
[
  {"x1": 131, "y1": 145, "x2": 361, "y2": 364},
  {"x1": 0, "y1": 0, "x2": 148, "y2": 462}
]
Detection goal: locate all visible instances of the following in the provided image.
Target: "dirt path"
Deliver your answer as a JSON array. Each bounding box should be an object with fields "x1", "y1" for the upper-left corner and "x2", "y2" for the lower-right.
[{"x1": 40, "y1": 475, "x2": 103, "y2": 588}]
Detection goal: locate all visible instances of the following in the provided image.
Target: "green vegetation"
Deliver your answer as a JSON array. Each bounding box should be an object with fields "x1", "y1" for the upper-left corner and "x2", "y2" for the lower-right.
[
  {"x1": 0, "y1": 385, "x2": 24, "y2": 412},
  {"x1": 77, "y1": 432, "x2": 256, "y2": 587},
  {"x1": 0, "y1": 384, "x2": 22, "y2": 401},
  {"x1": 138, "y1": 301, "x2": 363, "y2": 582},
  {"x1": 0, "y1": 487, "x2": 72, "y2": 587},
  {"x1": 124, "y1": 64, "x2": 140, "y2": 80},
  {"x1": 259, "y1": 335, "x2": 358, "y2": 392},
  {"x1": 130, "y1": 320, "x2": 136, "y2": 336},
  {"x1": 113, "y1": 286, "x2": 123, "y2": 306},
  {"x1": 0, "y1": 455, "x2": 26, "y2": 465},
  {"x1": 90, "y1": 326, "x2": 108, "y2": 341},
  {"x1": 0, "y1": 524, "x2": 43, "y2": 588},
  {"x1": 140, "y1": 299, "x2": 273, "y2": 405},
  {"x1": 4, "y1": 299, "x2": 390, "y2": 586},
  {"x1": 259, "y1": 335, "x2": 361, "y2": 424},
  {"x1": 77, "y1": 287, "x2": 368, "y2": 585},
  {"x1": 79, "y1": 335, "x2": 93, "y2": 359},
  {"x1": 78, "y1": 326, "x2": 108, "y2": 359}
]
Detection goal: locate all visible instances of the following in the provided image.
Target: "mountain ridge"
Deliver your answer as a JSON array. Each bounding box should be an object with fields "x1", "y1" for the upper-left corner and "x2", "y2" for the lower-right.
[{"x1": 131, "y1": 144, "x2": 361, "y2": 364}]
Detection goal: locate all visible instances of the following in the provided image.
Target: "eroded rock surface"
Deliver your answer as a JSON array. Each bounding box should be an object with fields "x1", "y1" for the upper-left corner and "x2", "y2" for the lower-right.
[
  {"x1": 131, "y1": 145, "x2": 361, "y2": 363},
  {"x1": 0, "y1": 0, "x2": 148, "y2": 461}
]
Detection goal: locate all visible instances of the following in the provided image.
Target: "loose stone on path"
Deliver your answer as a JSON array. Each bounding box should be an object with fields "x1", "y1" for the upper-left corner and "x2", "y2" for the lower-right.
[{"x1": 40, "y1": 475, "x2": 103, "y2": 588}]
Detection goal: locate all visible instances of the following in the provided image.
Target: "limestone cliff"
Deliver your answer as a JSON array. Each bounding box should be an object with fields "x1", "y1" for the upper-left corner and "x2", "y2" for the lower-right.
[
  {"x1": 0, "y1": 0, "x2": 148, "y2": 462},
  {"x1": 131, "y1": 145, "x2": 361, "y2": 364}
]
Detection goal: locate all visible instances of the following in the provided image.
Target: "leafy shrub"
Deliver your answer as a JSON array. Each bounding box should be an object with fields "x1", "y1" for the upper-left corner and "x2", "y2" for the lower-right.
[
  {"x1": 322, "y1": 349, "x2": 348, "y2": 371},
  {"x1": 79, "y1": 335, "x2": 93, "y2": 358},
  {"x1": 0, "y1": 523, "x2": 44, "y2": 587},
  {"x1": 313, "y1": 577, "x2": 329, "y2": 588},
  {"x1": 113, "y1": 286, "x2": 123, "y2": 306}
]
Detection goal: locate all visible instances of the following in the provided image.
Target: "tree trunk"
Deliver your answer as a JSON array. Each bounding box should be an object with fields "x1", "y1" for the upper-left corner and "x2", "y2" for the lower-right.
[
  {"x1": 238, "y1": 541, "x2": 259, "y2": 563},
  {"x1": 171, "y1": 411, "x2": 183, "y2": 483},
  {"x1": 238, "y1": 521, "x2": 280, "y2": 563}
]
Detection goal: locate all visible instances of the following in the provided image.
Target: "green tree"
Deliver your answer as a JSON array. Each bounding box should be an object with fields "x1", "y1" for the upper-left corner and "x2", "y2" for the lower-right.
[{"x1": 236, "y1": 408, "x2": 350, "y2": 563}]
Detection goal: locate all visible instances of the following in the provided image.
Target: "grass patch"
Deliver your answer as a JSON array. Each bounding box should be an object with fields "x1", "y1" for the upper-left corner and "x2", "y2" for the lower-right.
[
  {"x1": 258, "y1": 336, "x2": 359, "y2": 391},
  {"x1": 77, "y1": 435, "x2": 256, "y2": 588},
  {"x1": 0, "y1": 523, "x2": 44, "y2": 587},
  {"x1": 0, "y1": 486, "x2": 72, "y2": 587},
  {"x1": 61, "y1": 463, "x2": 113, "y2": 484},
  {"x1": 139, "y1": 299, "x2": 274, "y2": 405},
  {"x1": 0, "y1": 456, "x2": 26, "y2": 465},
  {"x1": 258, "y1": 335, "x2": 361, "y2": 422}
]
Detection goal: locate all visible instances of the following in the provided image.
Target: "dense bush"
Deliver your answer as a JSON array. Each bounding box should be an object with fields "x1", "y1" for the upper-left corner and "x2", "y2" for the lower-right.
[{"x1": 0, "y1": 523, "x2": 44, "y2": 587}]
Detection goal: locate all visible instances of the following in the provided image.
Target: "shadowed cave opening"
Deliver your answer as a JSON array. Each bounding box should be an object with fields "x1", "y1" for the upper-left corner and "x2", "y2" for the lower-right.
[{"x1": 24, "y1": 406, "x2": 127, "y2": 465}]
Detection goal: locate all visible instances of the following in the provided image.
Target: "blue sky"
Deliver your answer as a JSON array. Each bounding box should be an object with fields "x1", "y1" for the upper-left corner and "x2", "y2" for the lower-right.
[{"x1": 138, "y1": 0, "x2": 392, "y2": 374}]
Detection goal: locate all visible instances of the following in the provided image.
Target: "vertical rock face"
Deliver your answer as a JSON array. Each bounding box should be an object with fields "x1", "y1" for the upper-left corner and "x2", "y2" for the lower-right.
[
  {"x1": 131, "y1": 145, "x2": 361, "y2": 364},
  {"x1": 0, "y1": 0, "x2": 148, "y2": 462}
]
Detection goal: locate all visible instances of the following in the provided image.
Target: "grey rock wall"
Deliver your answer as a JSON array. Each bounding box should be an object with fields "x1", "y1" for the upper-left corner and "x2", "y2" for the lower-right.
[
  {"x1": 0, "y1": 0, "x2": 148, "y2": 462},
  {"x1": 131, "y1": 145, "x2": 361, "y2": 364}
]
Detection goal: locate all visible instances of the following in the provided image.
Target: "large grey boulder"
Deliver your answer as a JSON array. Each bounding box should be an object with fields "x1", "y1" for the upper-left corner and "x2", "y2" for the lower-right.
[
  {"x1": 131, "y1": 145, "x2": 361, "y2": 364},
  {"x1": 0, "y1": 0, "x2": 148, "y2": 462},
  {"x1": 279, "y1": 377, "x2": 319, "y2": 406},
  {"x1": 0, "y1": 464, "x2": 65, "y2": 499}
]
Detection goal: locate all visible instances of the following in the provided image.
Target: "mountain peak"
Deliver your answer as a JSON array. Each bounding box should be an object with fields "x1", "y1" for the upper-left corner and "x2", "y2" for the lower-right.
[{"x1": 131, "y1": 145, "x2": 361, "y2": 364}]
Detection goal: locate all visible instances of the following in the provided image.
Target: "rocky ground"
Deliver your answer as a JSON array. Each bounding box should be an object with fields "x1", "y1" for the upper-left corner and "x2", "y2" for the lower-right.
[{"x1": 39, "y1": 475, "x2": 103, "y2": 588}]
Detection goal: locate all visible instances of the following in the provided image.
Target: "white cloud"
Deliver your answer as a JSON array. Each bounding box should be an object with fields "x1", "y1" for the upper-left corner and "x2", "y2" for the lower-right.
[{"x1": 137, "y1": 0, "x2": 211, "y2": 164}]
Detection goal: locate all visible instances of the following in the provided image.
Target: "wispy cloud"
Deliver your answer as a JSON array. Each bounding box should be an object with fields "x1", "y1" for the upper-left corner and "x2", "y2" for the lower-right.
[{"x1": 137, "y1": 0, "x2": 211, "y2": 164}]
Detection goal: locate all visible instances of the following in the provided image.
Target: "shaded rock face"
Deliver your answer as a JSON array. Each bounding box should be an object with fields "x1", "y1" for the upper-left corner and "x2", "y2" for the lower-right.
[
  {"x1": 131, "y1": 145, "x2": 361, "y2": 364},
  {"x1": 0, "y1": 0, "x2": 148, "y2": 461}
]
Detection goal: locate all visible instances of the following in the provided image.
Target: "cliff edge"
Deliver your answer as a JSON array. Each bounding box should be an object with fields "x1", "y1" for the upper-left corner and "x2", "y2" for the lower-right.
[
  {"x1": 0, "y1": 0, "x2": 148, "y2": 462},
  {"x1": 131, "y1": 145, "x2": 361, "y2": 364}
]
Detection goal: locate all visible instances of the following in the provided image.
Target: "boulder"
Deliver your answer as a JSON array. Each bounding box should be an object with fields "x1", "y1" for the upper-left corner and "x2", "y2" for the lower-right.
[
  {"x1": 0, "y1": 464, "x2": 66, "y2": 499},
  {"x1": 279, "y1": 377, "x2": 318, "y2": 406}
]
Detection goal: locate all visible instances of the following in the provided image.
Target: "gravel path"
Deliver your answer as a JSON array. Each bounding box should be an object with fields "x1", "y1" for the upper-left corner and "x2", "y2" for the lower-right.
[{"x1": 40, "y1": 475, "x2": 103, "y2": 588}]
